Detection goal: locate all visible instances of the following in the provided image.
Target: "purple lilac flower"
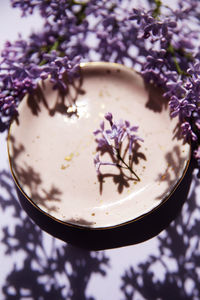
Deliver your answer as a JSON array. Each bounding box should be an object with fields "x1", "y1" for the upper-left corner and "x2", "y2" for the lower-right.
[
  {"x1": 11, "y1": 0, "x2": 84, "y2": 21},
  {"x1": 169, "y1": 95, "x2": 196, "y2": 119},
  {"x1": 93, "y1": 113, "x2": 143, "y2": 180},
  {"x1": 194, "y1": 146, "x2": 200, "y2": 160},
  {"x1": 104, "y1": 112, "x2": 113, "y2": 124},
  {"x1": 181, "y1": 122, "x2": 197, "y2": 141},
  {"x1": 0, "y1": 35, "x2": 81, "y2": 125},
  {"x1": 94, "y1": 153, "x2": 117, "y2": 175},
  {"x1": 105, "y1": 119, "x2": 143, "y2": 157},
  {"x1": 0, "y1": 0, "x2": 200, "y2": 174},
  {"x1": 194, "y1": 146, "x2": 200, "y2": 171}
]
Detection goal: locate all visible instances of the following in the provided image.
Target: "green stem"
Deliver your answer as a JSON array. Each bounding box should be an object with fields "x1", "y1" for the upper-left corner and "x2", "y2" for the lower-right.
[
  {"x1": 151, "y1": 1, "x2": 193, "y2": 77},
  {"x1": 152, "y1": 0, "x2": 162, "y2": 19},
  {"x1": 70, "y1": 0, "x2": 87, "y2": 25},
  {"x1": 39, "y1": 37, "x2": 64, "y2": 66},
  {"x1": 167, "y1": 44, "x2": 189, "y2": 77},
  {"x1": 117, "y1": 150, "x2": 140, "y2": 181},
  {"x1": 39, "y1": 1, "x2": 88, "y2": 66}
]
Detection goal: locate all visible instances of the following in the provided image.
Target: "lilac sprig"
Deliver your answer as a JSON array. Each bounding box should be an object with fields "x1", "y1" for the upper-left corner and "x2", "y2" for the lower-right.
[
  {"x1": 93, "y1": 113, "x2": 144, "y2": 181},
  {"x1": 0, "y1": 38, "x2": 81, "y2": 128},
  {"x1": 11, "y1": 0, "x2": 88, "y2": 24},
  {"x1": 0, "y1": 0, "x2": 200, "y2": 174}
]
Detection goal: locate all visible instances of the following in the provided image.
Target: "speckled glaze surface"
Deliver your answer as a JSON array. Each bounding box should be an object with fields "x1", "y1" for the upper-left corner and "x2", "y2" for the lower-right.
[{"x1": 8, "y1": 62, "x2": 190, "y2": 228}]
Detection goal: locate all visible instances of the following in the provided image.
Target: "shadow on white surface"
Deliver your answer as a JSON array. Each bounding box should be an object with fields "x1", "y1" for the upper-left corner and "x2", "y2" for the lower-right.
[
  {"x1": 121, "y1": 174, "x2": 200, "y2": 300},
  {"x1": 0, "y1": 170, "x2": 109, "y2": 300},
  {"x1": 0, "y1": 164, "x2": 200, "y2": 299}
]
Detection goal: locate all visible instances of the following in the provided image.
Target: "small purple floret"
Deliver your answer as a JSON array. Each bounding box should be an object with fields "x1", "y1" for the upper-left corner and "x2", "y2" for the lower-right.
[
  {"x1": 93, "y1": 113, "x2": 143, "y2": 179},
  {"x1": 0, "y1": 0, "x2": 200, "y2": 175}
]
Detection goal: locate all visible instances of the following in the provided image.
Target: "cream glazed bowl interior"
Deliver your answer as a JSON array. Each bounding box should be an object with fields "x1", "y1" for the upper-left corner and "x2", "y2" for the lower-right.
[{"x1": 8, "y1": 62, "x2": 191, "y2": 230}]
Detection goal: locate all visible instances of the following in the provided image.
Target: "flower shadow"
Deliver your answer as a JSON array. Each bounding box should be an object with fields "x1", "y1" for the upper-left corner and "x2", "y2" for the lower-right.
[
  {"x1": 120, "y1": 171, "x2": 199, "y2": 300},
  {"x1": 145, "y1": 82, "x2": 169, "y2": 113},
  {"x1": 155, "y1": 144, "x2": 189, "y2": 200},
  {"x1": 0, "y1": 169, "x2": 110, "y2": 300},
  {"x1": 9, "y1": 135, "x2": 62, "y2": 214},
  {"x1": 97, "y1": 141, "x2": 146, "y2": 194},
  {"x1": 1, "y1": 159, "x2": 193, "y2": 252},
  {"x1": 98, "y1": 171, "x2": 132, "y2": 195},
  {"x1": 26, "y1": 74, "x2": 85, "y2": 119}
]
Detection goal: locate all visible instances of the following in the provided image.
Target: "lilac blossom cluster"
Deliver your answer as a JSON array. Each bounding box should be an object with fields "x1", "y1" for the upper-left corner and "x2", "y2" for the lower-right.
[
  {"x1": 0, "y1": 0, "x2": 200, "y2": 173},
  {"x1": 93, "y1": 113, "x2": 143, "y2": 180},
  {"x1": 0, "y1": 41, "x2": 80, "y2": 129}
]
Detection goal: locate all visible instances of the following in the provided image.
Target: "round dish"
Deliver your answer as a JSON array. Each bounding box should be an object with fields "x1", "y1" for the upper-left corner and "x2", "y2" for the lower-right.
[{"x1": 8, "y1": 62, "x2": 190, "y2": 230}]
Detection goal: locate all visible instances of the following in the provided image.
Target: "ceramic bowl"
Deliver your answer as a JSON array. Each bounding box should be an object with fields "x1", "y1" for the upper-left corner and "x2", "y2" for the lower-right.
[{"x1": 7, "y1": 62, "x2": 191, "y2": 246}]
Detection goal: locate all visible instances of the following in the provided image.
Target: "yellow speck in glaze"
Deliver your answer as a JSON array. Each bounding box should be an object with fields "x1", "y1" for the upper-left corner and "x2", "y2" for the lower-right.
[
  {"x1": 159, "y1": 144, "x2": 165, "y2": 151},
  {"x1": 61, "y1": 164, "x2": 67, "y2": 170},
  {"x1": 65, "y1": 153, "x2": 74, "y2": 161},
  {"x1": 99, "y1": 91, "x2": 103, "y2": 97}
]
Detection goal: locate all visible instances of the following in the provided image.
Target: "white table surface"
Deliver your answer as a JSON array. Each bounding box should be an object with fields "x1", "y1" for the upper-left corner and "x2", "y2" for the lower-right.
[{"x1": 0, "y1": 1, "x2": 200, "y2": 299}]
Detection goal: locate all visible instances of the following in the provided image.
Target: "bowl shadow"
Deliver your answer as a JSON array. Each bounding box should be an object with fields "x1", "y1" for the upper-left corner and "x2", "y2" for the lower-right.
[{"x1": 16, "y1": 160, "x2": 194, "y2": 251}]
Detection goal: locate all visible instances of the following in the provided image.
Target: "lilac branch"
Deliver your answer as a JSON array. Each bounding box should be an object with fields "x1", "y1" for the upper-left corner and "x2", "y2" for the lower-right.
[
  {"x1": 0, "y1": 0, "x2": 200, "y2": 174},
  {"x1": 93, "y1": 113, "x2": 143, "y2": 181}
]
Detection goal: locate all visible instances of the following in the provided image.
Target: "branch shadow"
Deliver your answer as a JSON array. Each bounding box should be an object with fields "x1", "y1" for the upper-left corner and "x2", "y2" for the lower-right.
[
  {"x1": 98, "y1": 171, "x2": 134, "y2": 195},
  {"x1": 156, "y1": 145, "x2": 189, "y2": 200},
  {"x1": 144, "y1": 82, "x2": 168, "y2": 113},
  {"x1": 26, "y1": 74, "x2": 85, "y2": 119},
  {"x1": 120, "y1": 164, "x2": 200, "y2": 300},
  {"x1": 15, "y1": 158, "x2": 194, "y2": 251},
  {"x1": 97, "y1": 142, "x2": 146, "y2": 195},
  {"x1": 0, "y1": 169, "x2": 110, "y2": 300},
  {"x1": 9, "y1": 136, "x2": 62, "y2": 214}
]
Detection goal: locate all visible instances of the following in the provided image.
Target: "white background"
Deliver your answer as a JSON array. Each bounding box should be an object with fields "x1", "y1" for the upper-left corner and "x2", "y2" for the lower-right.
[{"x1": 0, "y1": 1, "x2": 200, "y2": 300}]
